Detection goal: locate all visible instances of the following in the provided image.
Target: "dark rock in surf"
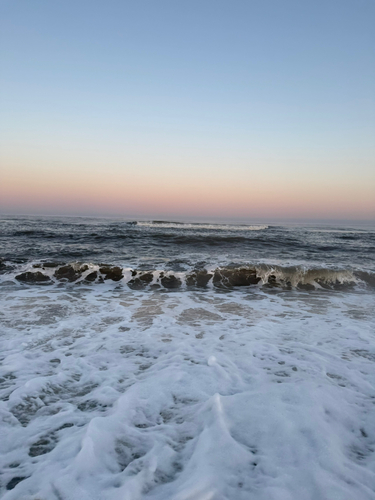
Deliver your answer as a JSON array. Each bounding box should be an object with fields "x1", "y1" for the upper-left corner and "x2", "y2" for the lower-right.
[
  {"x1": 84, "y1": 271, "x2": 98, "y2": 282},
  {"x1": 161, "y1": 275, "x2": 182, "y2": 288},
  {"x1": 138, "y1": 272, "x2": 154, "y2": 284},
  {"x1": 99, "y1": 266, "x2": 123, "y2": 281},
  {"x1": 128, "y1": 271, "x2": 154, "y2": 289},
  {"x1": 33, "y1": 262, "x2": 62, "y2": 269},
  {"x1": 54, "y1": 264, "x2": 88, "y2": 282},
  {"x1": 16, "y1": 272, "x2": 52, "y2": 284},
  {"x1": 213, "y1": 267, "x2": 260, "y2": 287},
  {"x1": 186, "y1": 269, "x2": 213, "y2": 287}
]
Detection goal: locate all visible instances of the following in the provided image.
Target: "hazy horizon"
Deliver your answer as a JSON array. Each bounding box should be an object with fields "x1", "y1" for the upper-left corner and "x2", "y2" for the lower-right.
[{"x1": 1, "y1": 211, "x2": 374, "y2": 229}]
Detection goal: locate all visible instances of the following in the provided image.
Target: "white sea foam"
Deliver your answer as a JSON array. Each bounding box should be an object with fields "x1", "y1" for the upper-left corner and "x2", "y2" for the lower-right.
[{"x1": 1, "y1": 283, "x2": 375, "y2": 499}]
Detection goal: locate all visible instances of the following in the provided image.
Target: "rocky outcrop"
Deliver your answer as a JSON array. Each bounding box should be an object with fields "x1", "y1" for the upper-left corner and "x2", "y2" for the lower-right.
[
  {"x1": 160, "y1": 275, "x2": 182, "y2": 288},
  {"x1": 54, "y1": 264, "x2": 88, "y2": 282},
  {"x1": 99, "y1": 266, "x2": 123, "y2": 281},
  {"x1": 10, "y1": 264, "x2": 264, "y2": 288},
  {"x1": 84, "y1": 271, "x2": 98, "y2": 282},
  {"x1": 128, "y1": 271, "x2": 154, "y2": 289},
  {"x1": 16, "y1": 272, "x2": 52, "y2": 284},
  {"x1": 212, "y1": 267, "x2": 260, "y2": 287},
  {"x1": 138, "y1": 272, "x2": 154, "y2": 284},
  {"x1": 185, "y1": 269, "x2": 213, "y2": 287}
]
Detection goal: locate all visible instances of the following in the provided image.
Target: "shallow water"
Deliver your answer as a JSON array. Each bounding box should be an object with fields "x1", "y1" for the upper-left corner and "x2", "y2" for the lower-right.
[{"x1": 0, "y1": 217, "x2": 374, "y2": 499}]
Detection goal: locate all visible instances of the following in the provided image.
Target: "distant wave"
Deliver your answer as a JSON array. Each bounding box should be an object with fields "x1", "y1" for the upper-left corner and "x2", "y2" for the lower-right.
[
  {"x1": 137, "y1": 221, "x2": 269, "y2": 231},
  {"x1": 2, "y1": 259, "x2": 374, "y2": 291}
]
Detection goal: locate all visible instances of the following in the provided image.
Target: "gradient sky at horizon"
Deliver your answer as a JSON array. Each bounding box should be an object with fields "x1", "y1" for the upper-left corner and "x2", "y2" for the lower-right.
[{"x1": 1, "y1": 0, "x2": 374, "y2": 222}]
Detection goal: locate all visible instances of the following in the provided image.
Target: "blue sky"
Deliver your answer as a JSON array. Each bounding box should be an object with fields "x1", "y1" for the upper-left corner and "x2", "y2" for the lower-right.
[{"x1": 1, "y1": 0, "x2": 374, "y2": 220}]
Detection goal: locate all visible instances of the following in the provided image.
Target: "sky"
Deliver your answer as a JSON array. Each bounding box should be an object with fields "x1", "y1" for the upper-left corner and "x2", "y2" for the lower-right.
[{"x1": 1, "y1": 0, "x2": 374, "y2": 222}]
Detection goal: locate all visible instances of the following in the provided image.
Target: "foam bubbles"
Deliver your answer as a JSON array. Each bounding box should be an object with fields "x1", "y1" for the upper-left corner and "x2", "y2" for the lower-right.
[{"x1": 1, "y1": 283, "x2": 375, "y2": 498}]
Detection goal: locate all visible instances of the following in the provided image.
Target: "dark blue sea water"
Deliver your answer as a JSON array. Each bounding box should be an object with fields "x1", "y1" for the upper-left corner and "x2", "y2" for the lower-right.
[{"x1": 1, "y1": 215, "x2": 374, "y2": 288}]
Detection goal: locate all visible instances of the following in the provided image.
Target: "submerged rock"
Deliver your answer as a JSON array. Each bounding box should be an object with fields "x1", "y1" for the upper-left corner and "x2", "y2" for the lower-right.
[
  {"x1": 127, "y1": 279, "x2": 143, "y2": 290},
  {"x1": 297, "y1": 283, "x2": 315, "y2": 291},
  {"x1": 16, "y1": 272, "x2": 52, "y2": 284},
  {"x1": 266, "y1": 274, "x2": 279, "y2": 287},
  {"x1": 99, "y1": 266, "x2": 123, "y2": 281}
]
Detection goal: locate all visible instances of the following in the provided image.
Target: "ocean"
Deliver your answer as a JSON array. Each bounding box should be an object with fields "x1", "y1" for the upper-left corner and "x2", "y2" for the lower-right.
[{"x1": 0, "y1": 215, "x2": 374, "y2": 500}]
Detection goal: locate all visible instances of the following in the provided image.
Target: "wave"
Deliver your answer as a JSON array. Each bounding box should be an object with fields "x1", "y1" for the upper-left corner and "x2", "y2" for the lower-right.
[
  {"x1": 1, "y1": 259, "x2": 374, "y2": 291},
  {"x1": 137, "y1": 221, "x2": 269, "y2": 231}
]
